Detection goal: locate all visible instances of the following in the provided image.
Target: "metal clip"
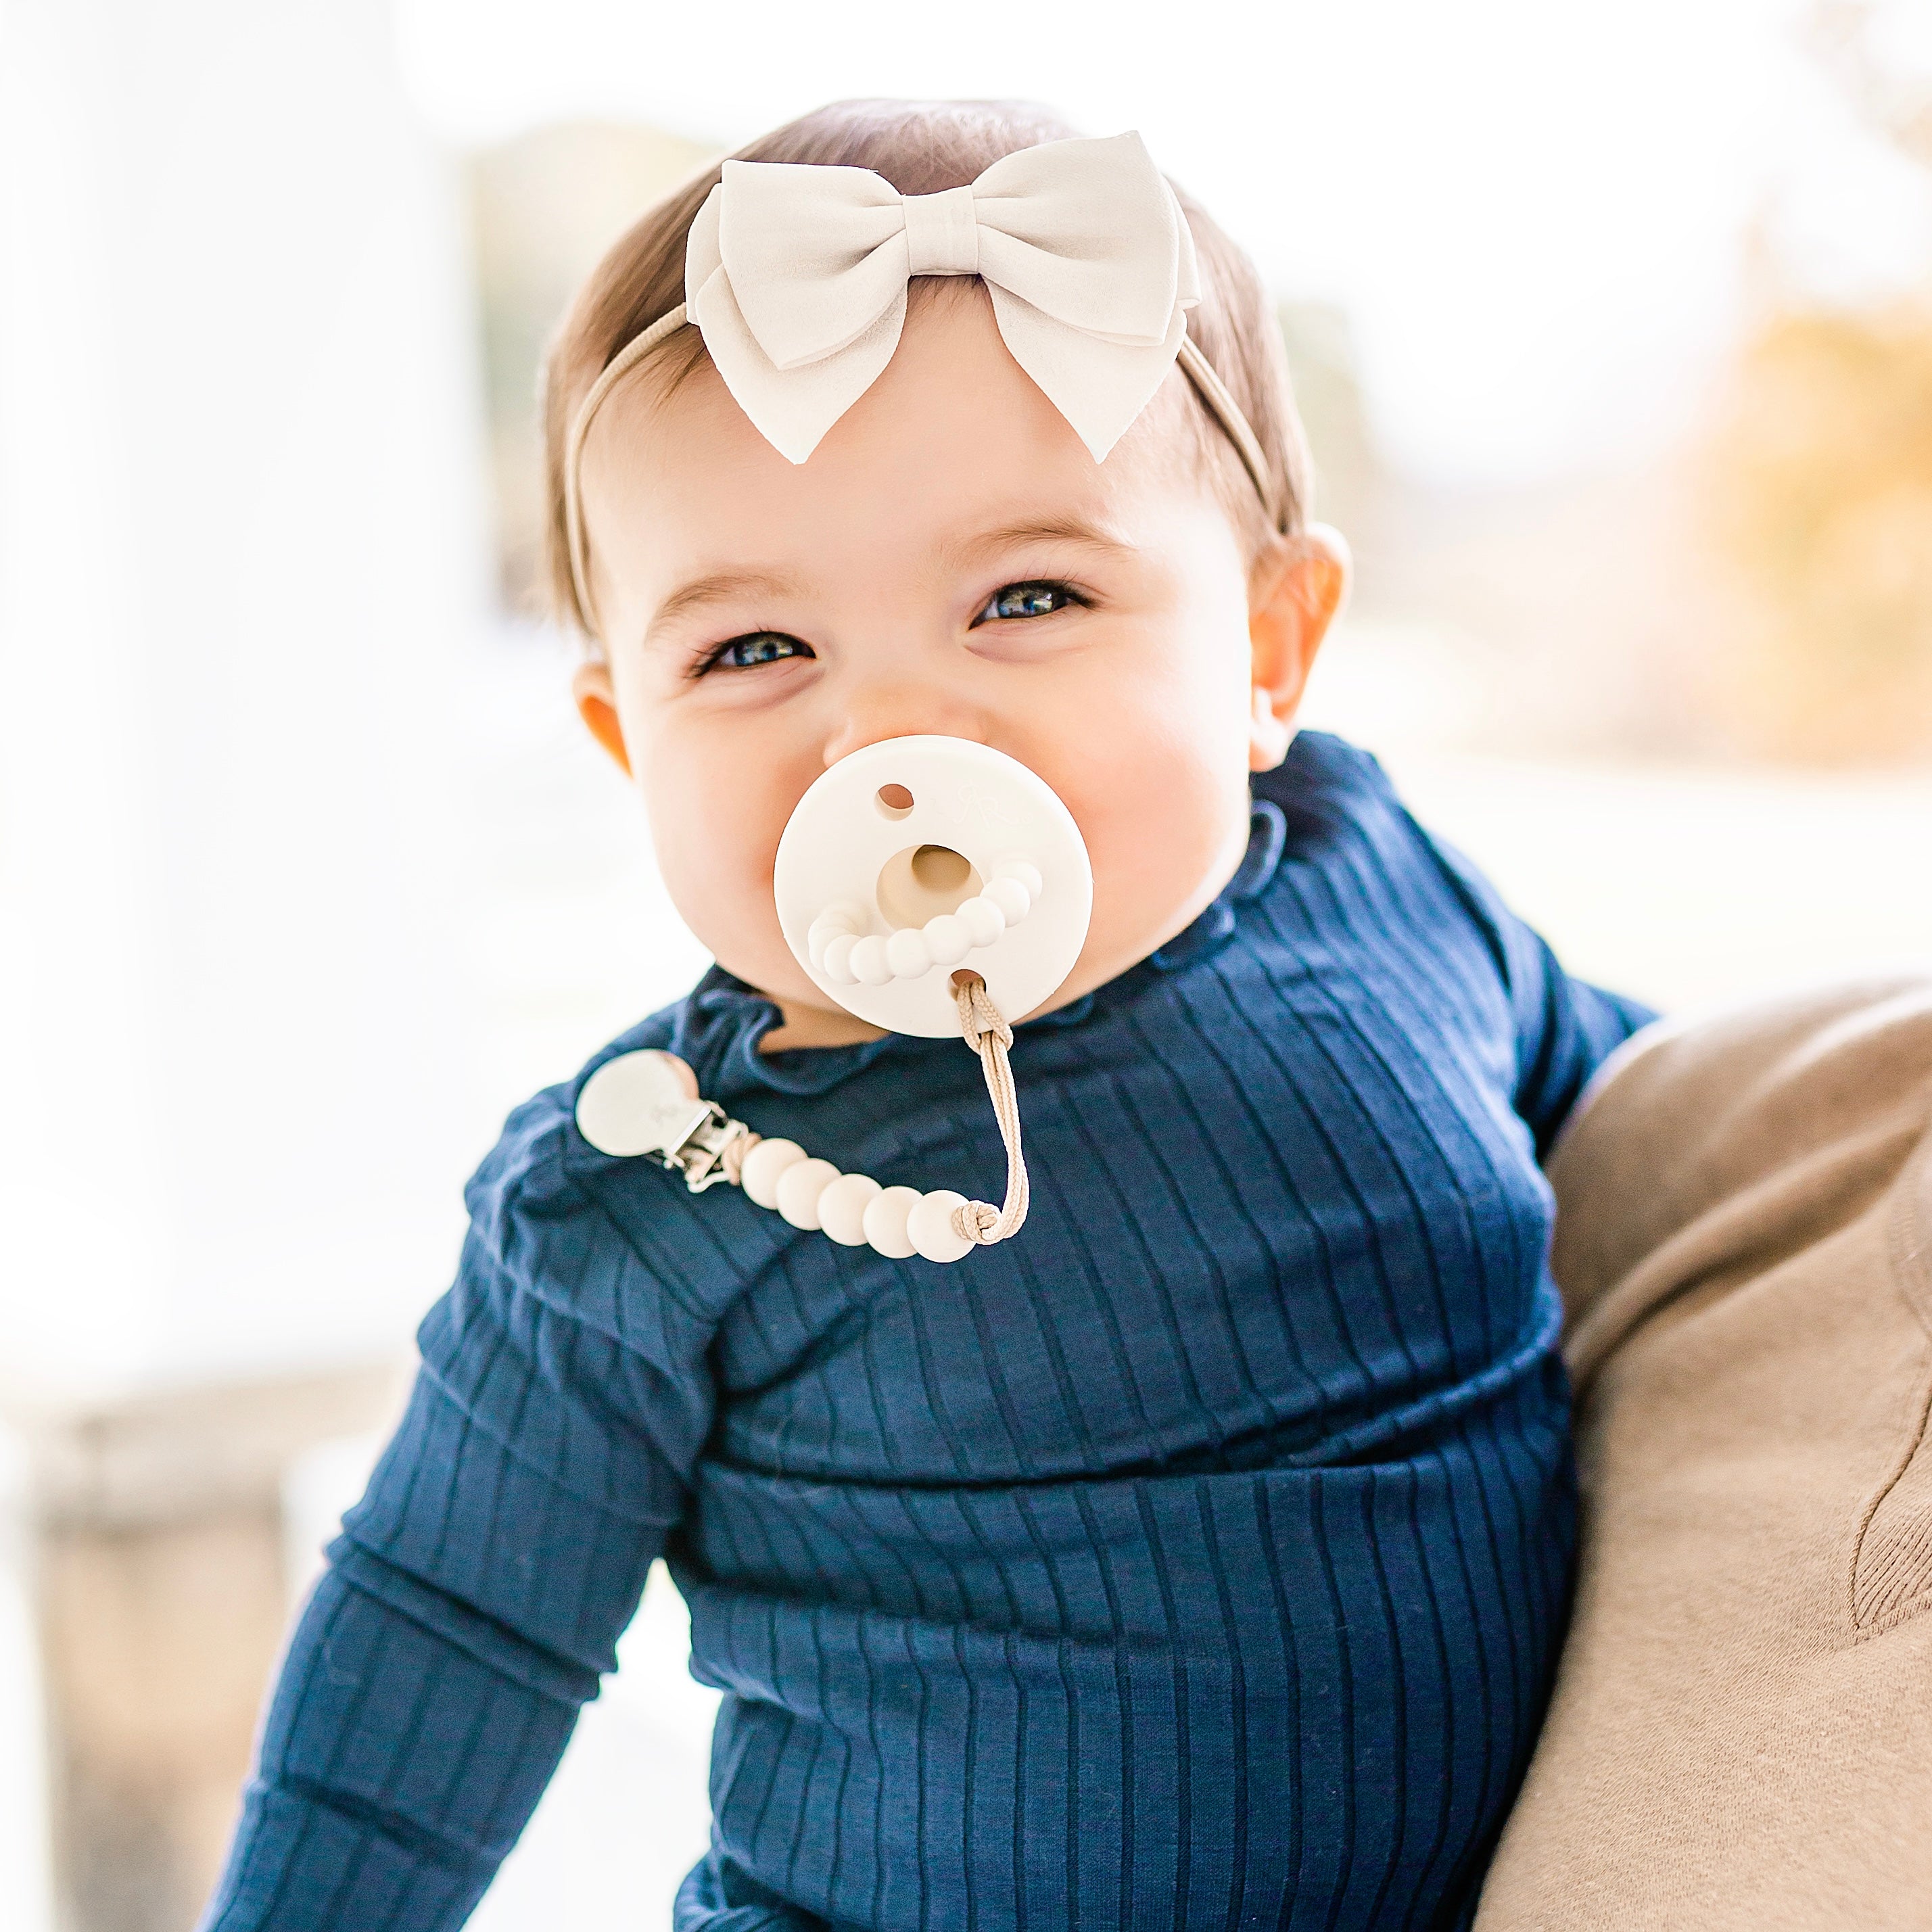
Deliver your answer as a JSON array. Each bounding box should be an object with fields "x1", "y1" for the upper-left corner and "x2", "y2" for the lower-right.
[{"x1": 657, "y1": 1105, "x2": 753, "y2": 1193}]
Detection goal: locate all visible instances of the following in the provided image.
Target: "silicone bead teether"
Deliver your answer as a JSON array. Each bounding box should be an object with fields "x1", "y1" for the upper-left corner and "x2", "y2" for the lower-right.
[
  {"x1": 906, "y1": 1189, "x2": 974, "y2": 1264},
  {"x1": 817, "y1": 1173, "x2": 882, "y2": 1245},
  {"x1": 861, "y1": 1185, "x2": 922, "y2": 1258},
  {"x1": 776, "y1": 1156, "x2": 841, "y2": 1229},
  {"x1": 740, "y1": 1137, "x2": 805, "y2": 1209}
]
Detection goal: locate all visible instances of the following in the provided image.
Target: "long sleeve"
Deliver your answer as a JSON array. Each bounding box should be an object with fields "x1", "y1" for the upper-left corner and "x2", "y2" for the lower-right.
[
  {"x1": 200, "y1": 1095, "x2": 719, "y2": 1931},
  {"x1": 1416, "y1": 827, "x2": 1657, "y2": 1156}
]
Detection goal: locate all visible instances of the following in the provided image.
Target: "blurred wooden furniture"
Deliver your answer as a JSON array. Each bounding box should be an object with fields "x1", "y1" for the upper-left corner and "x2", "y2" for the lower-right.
[{"x1": 20, "y1": 1365, "x2": 405, "y2": 1932}]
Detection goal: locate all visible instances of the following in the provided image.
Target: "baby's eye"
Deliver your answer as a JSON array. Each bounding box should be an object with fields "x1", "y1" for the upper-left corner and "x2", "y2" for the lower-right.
[
  {"x1": 974, "y1": 580, "x2": 1083, "y2": 623},
  {"x1": 705, "y1": 632, "x2": 813, "y2": 672}
]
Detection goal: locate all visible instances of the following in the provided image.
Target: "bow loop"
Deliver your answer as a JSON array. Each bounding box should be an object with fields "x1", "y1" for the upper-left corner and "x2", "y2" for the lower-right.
[
  {"x1": 711, "y1": 160, "x2": 910, "y2": 369},
  {"x1": 684, "y1": 131, "x2": 1199, "y2": 465},
  {"x1": 969, "y1": 133, "x2": 1192, "y2": 345}
]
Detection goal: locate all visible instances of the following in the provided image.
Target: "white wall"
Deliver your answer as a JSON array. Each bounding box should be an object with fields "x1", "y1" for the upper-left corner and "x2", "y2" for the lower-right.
[{"x1": 0, "y1": 0, "x2": 492, "y2": 1401}]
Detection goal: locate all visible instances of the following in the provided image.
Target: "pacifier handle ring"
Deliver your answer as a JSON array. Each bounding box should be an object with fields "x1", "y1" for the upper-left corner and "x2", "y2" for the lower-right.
[{"x1": 808, "y1": 855, "x2": 1045, "y2": 991}]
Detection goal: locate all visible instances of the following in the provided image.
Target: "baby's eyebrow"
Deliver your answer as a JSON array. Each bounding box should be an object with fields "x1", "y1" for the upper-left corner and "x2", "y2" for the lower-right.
[
  {"x1": 945, "y1": 514, "x2": 1135, "y2": 570},
  {"x1": 645, "y1": 567, "x2": 802, "y2": 642}
]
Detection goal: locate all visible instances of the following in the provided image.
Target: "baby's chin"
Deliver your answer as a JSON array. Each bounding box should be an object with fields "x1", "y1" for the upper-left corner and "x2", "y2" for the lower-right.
[{"x1": 736, "y1": 920, "x2": 1177, "y2": 1054}]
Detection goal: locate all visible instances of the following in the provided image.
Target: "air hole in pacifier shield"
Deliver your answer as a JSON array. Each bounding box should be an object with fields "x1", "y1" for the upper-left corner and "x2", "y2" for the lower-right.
[
  {"x1": 875, "y1": 784, "x2": 914, "y2": 819},
  {"x1": 875, "y1": 842, "x2": 982, "y2": 928}
]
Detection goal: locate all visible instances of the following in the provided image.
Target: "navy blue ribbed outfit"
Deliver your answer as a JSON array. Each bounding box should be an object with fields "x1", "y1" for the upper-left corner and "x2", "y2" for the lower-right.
[{"x1": 202, "y1": 734, "x2": 1651, "y2": 1932}]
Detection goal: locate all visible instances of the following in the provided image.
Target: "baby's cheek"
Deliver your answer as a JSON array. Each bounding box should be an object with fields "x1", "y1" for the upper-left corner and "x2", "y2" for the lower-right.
[
  {"x1": 1061, "y1": 713, "x2": 1248, "y2": 950},
  {"x1": 643, "y1": 754, "x2": 785, "y2": 958},
  {"x1": 1112, "y1": 762, "x2": 1232, "y2": 901}
]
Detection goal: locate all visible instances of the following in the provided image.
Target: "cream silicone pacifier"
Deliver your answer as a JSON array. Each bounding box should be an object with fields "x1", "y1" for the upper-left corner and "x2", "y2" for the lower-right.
[
  {"x1": 576, "y1": 738, "x2": 1091, "y2": 1264},
  {"x1": 774, "y1": 736, "x2": 1093, "y2": 1036}
]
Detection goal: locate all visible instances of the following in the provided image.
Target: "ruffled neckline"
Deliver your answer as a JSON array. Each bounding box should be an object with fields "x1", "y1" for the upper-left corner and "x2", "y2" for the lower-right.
[{"x1": 674, "y1": 796, "x2": 1288, "y2": 1102}]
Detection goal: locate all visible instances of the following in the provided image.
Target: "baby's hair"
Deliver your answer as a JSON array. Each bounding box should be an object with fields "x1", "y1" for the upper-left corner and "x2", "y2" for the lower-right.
[{"x1": 541, "y1": 98, "x2": 1313, "y2": 636}]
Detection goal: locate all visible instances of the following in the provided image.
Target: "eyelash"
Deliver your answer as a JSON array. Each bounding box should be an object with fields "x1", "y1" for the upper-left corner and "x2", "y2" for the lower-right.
[
  {"x1": 691, "y1": 579, "x2": 1087, "y2": 677},
  {"x1": 971, "y1": 579, "x2": 1088, "y2": 626},
  {"x1": 697, "y1": 632, "x2": 810, "y2": 674}
]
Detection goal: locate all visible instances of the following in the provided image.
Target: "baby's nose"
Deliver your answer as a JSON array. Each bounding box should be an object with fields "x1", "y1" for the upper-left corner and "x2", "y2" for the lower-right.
[{"x1": 821, "y1": 689, "x2": 989, "y2": 768}]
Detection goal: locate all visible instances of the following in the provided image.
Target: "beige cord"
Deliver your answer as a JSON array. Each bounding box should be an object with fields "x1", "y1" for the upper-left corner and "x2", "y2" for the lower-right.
[
  {"x1": 949, "y1": 975, "x2": 1031, "y2": 1245},
  {"x1": 720, "y1": 1127, "x2": 760, "y2": 1189}
]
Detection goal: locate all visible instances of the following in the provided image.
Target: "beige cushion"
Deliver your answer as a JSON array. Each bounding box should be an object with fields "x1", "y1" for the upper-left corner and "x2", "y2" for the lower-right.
[{"x1": 1476, "y1": 979, "x2": 1932, "y2": 1932}]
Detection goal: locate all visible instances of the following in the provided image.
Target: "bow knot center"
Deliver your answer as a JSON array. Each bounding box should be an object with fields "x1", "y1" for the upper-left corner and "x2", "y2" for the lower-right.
[{"x1": 901, "y1": 185, "x2": 981, "y2": 278}]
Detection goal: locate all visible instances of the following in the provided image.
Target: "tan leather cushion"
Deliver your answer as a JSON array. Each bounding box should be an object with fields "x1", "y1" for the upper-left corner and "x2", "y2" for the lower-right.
[{"x1": 1476, "y1": 979, "x2": 1932, "y2": 1932}]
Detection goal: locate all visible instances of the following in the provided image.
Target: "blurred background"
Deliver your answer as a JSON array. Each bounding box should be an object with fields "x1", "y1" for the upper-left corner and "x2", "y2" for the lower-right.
[{"x1": 2, "y1": 0, "x2": 1930, "y2": 1926}]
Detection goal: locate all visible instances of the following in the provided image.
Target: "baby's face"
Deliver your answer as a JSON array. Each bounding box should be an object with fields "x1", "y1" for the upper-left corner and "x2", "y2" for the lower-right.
[{"x1": 575, "y1": 289, "x2": 1334, "y2": 1044}]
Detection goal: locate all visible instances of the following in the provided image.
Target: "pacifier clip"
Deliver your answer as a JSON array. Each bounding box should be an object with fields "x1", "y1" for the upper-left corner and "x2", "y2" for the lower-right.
[
  {"x1": 574, "y1": 735, "x2": 1091, "y2": 1267},
  {"x1": 575, "y1": 972, "x2": 1028, "y2": 1266}
]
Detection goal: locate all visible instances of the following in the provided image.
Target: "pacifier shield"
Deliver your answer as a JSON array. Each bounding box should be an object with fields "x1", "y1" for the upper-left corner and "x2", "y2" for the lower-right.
[{"x1": 774, "y1": 736, "x2": 1093, "y2": 1037}]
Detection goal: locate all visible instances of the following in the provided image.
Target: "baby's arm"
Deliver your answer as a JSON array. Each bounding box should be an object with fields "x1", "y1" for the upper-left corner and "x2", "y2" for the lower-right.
[
  {"x1": 199, "y1": 1118, "x2": 713, "y2": 1931},
  {"x1": 1417, "y1": 828, "x2": 1657, "y2": 1155},
  {"x1": 1498, "y1": 921, "x2": 1654, "y2": 1157}
]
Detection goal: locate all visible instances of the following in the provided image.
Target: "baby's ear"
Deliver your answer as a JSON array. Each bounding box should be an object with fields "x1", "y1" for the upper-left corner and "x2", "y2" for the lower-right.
[
  {"x1": 1248, "y1": 523, "x2": 1351, "y2": 772},
  {"x1": 572, "y1": 659, "x2": 633, "y2": 776}
]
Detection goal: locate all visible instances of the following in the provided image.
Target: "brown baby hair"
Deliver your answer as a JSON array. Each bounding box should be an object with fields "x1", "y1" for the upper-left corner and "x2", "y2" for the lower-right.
[{"x1": 541, "y1": 98, "x2": 1313, "y2": 638}]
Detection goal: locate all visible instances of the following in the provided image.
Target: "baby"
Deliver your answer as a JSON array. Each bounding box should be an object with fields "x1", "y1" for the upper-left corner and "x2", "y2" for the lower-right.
[{"x1": 202, "y1": 99, "x2": 1652, "y2": 1932}]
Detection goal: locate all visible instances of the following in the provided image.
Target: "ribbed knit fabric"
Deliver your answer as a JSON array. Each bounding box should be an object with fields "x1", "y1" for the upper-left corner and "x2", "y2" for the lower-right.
[{"x1": 199, "y1": 734, "x2": 1651, "y2": 1932}]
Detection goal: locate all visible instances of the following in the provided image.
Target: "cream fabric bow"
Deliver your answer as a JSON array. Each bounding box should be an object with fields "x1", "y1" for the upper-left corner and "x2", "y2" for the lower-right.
[{"x1": 684, "y1": 131, "x2": 1202, "y2": 464}]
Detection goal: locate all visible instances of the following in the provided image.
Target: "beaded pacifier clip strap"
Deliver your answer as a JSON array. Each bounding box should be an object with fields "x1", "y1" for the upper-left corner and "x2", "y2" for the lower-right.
[
  {"x1": 574, "y1": 736, "x2": 1091, "y2": 1266},
  {"x1": 575, "y1": 973, "x2": 1027, "y2": 1265}
]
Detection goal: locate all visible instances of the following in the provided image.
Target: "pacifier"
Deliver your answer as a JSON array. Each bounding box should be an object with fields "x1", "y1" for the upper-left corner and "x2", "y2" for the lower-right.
[
  {"x1": 773, "y1": 736, "x2": 1093, "y2": 1035},
  {"x1": 575, "y1": 738, "x2": 1091, "y2": 1264}
]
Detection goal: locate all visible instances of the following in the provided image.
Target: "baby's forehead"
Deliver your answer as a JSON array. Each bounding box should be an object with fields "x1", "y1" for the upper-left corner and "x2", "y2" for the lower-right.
[{"x1": 581, "y1": 287, "x2": 1226, "y2": 590}]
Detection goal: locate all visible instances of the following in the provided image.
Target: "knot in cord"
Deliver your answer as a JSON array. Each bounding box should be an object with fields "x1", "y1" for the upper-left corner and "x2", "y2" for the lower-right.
[
  {"x1": 951, "y1": 976, "x2": 1029, "y2": 1246},
  {"x1": 956, "y1": 976, "x2": 1014, "y2": 1057},
  {"x1": 720, "y1": 1130, "x2": 761, "y2": 1189}
]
